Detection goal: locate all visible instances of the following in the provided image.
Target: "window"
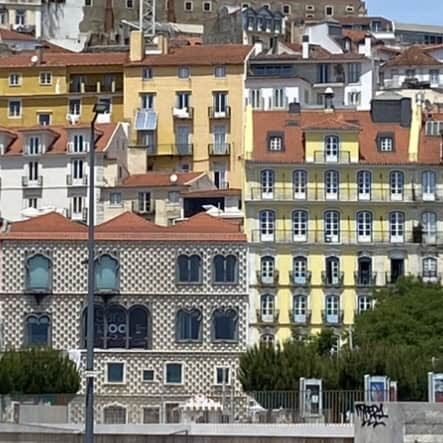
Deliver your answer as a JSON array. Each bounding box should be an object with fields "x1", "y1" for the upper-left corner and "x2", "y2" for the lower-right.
[
  {"x1": 25, "y1": 314, "x2": 51, "y2": 346},
  {"x1": 422, "y1": 211, "x2": 437, "y2": 244},
  {"x1": 259, "y1": 209, "x2": 275, "y2": 241},
  {"x1": 426, "y1": 120, "x2": 443, "y2": 136},
  {"x1": 27, "y1": 136, "x2": 41, "y2": 155},
  {"x1": 106, "y1": 363, "x2": 125, "y2": 383},
  {"x1": 27, "y1": 198, "x2": 38, "y2": 209},
  {"x1": 141, "y1": 93, "x2": 155, "y2": 110},
  {"x1": 378, "y1": 135, "x2": 394, "y2": 152},
  {"x1": 282, "y1": 4, "x2": 291, "y2": 14},
  {"x1": 292, "y1": 210, "x2": 308, "y2": 242},
  {"x1": 214, "y1": 255, "x2": 238, "y2": 284},
  {"x1": 214, "y1": 65, "x2": 226, "y2": 77},
  {"x1": 98, "y1": 97, "x2": 111, "y2": 114},
  {"x1": 347, "y1": 63, "x2": 361, "y2": 83},
  {"x1": 85, "y1": 0, "x2": 92, "y2": 5},
  {"x1": 15, "y1": 9, "x2": 25, "y2": 25},
  {"x1": 83, "y1": 304, "x2": 149, "y2": 349},
  {"x1": 325, "y1": 170, "x2": 339, "y2": 200},
  {"x1": 268, "y1": 135, "x2": 283, "y2": 151},
  {"x1": 348, "y1": 91, "x2": 361, "y2": 105},
  {"x1": 203, "y1": 0, "x2": 212, "y2": 11},
  {"x1": 356, "y1": 211, "x2": 372, "y2": 242},
  {"x1": 389, "y1": 211, "x2": 405, "y2": 243},
  {"x1": 406, "y1": 69, "x2": 416, "y2": 78},
  {"x1": 324, "y1": 210, "x2": 340, "y2": 243},
  {"x1": 273, "y1": 88, "x2": 285, "y2": 109},
  {"x1": 8, "y1": 100, "x2": 21, "y2": 118},
  {"x1": 212, "y1": 308, "x2": 238, "y2": 341},
  {"x1": 213, "y1": 92, "x2": 228, "y2": 113},
  {"x1": 260, "y1": 256, "x2": 275, "y2": 284},
  {"x1": 390, "y1": 171, "x2": 404, "y2": 200},
  {"x1": 318, "y1": 63, "x2": 330, "y2": 83},
  {"x1": 357, "y1": 257, "x2": 373, "y2": 286},
  {"x1": 126, "y1": 0, "x2": 134, "y2": 7},
  {"x1": 325, "y1": 5, "x2": 334, "y2": 15},
  {"x1": 249, "y1": 89, "x2": 262, "y2": 109},
  {"x1": 430, "y1": 69, "x2": 440, "y2": 85},
  {"x1": 178, "y1": 66, "x2": 190, "y2": 78},
  {"x1": 422, "y1": 171, "x2": 436, "y2": 200},
  {"x1": 293, "y1": 170, "x2": 307, "y2": 199},
  {"x1": 28, "y1": 161, "x2": 39, "y2": 181},
  {"x1": 324, "y1": 256, "x2": 341, "y2": 286},
  {"x1": 38, "y1": 113, "x2": 51, "y2": 126},
  {"x1": 72, "y1": 159, "x2": 84, "y2": 181},
  {"x1": 103, "y1": 405, "x2": 126, "y2": 424},
  {"x1": 357, "y1": 170, "x2": 371, "y2": 200},
  {"x1": 260, "y1": 293, "x2": 275, "y2": 322},
  {"x1": 176, "y1": 308, "x2": 201, "y2": 341},
  {"x1": 215, "y1": 367, "x2": 230, "y2": 385},
  {"x1": 95, "y1": 254, "x2": 119, "y2": 293},
  {"x1": 345, "y1": 5, "x2": 354, "y2": 12},
  {"x1": 110, "y1": 192, "x2": 122, "y2": 206},
  {"x1": 39, "y1": 72, "x2": 52, "y2": 85},
  {"x1": 357, "y1": 295, "x2": 372, "y2": 314},
  {"x1": 176, "y1": 91, "x2": 190, "y2": 110},
  {"x1": 293, "y1": 294, "x2": 307, "y2": 322},
  {"x1": 325, "y1": 295, "x2": 340, "y2": 324},
  {"x1": 26, "y1": 254, "x2": 51, "y2": 292},
  {"x1": 212, "y1": 124, "x2": 227, "y2": 154},
  {"x1": 142, "y1": 67, "x2": 153, "y2": 80},
  {"x1": 292, "y1": 256, "x2": 308, "y2": 285},
  {"x1": 143, "y1": 407, "x2": 160, "y2": 423},
  {"x1": 165, "y1": 363, "x2": 183, "y2": 384},
  {"x1": 69, "y1": 99, "x2": 81, "y2": 116},
  {"x1": 423, "y1": 257, "x2": 438, "y2": 279},
  {"x1": 71, "y1": 196, "x2": 84, "y2": 219},
  {"x1": 261, "y1": 169, "x2": 274, "y2": 198},
  {"x1": 0, "y1": 8, "x2": 7, "y2": 25},
  {"x1": 137, "y1": 191, "x2": 151, "y2": 213},
  {"x1": 9, "y1": 73, "x2": 21, "y2": 86},
  {"x1": 324, "y1": 135, "x2": 339, "y2": 162},
  {"x1": 177, "y1": 255, "x2": 202, "y2": 283}
]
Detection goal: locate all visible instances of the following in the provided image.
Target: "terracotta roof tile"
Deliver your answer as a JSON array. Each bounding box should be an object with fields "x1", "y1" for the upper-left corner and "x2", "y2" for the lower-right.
[
  {"x1": 170, "y1": 212, "x2": 243, "y2": 234},
  {"x1": 9, "y1": 212, "x2": 87, "y2": 233},
  {"x1": 95, "y1": 212, "x2": 165, "y2": 232},
  {"x1": 384, "y1": 46, "x2": 441, "y2": 67},
  {"x1": 121, "y1": 172, "x2": 204, "y2": 187},
  {"x1": 181, "y1": 188, "x2": 241, "y2": 197},
  {"x1": 342, "y1": 29, "x2": 369, "y2": 43},
  {"x1": 251, "y1": 110, "x2": 420, "y2": 165},
  {"x1": 303, "y1": 117, "x2": 361, "y2": 131},
  {"x1": 2, "y1": 123, "x2": 117, "y2": 155},
  {"x1": 0, "y1": 28, "x2": 35, "y2": 41},
  {"x1": 128, "y1": 44, "x2": 253, "y2": 66}
]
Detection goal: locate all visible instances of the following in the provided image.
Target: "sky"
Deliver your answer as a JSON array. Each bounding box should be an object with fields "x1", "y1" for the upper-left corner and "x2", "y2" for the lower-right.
[{"x1": 367, "y1": 0, "x2": 443, "y2": 25}]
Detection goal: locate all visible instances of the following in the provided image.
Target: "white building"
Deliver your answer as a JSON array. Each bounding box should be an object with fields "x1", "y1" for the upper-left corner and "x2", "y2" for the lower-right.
[
  {"x1": 0, "y1": 122, "x2": 128, "y2": 223},
  {"x1": 0, "y1": 0, "x2": 42, "y2": 37}
]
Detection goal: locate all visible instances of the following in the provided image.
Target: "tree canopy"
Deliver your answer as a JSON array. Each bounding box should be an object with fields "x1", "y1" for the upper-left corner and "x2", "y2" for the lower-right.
[
  {"x1": 0, "y1": 348, "x2": 80, "y2": 395},
  {"x1": 240, "y1": 278, "x2": 443, "y2": 400}
]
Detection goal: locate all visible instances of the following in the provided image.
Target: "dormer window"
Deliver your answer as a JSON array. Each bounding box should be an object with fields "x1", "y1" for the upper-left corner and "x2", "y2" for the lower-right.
[
  {"x1": 27, "y1": 136, "x2": 42, "y2": 155},
  {"x1": 267, "y1": 132, "x2": 284, "y2": 151},
  {"x1": 377, "y1": 133, "x2": 394, "y2": 152}
]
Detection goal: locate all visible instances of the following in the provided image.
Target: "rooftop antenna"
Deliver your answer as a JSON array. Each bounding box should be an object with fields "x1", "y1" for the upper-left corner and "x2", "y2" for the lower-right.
[{"x1": 140, "y1": 0, "x2": 155, "y2": 37}]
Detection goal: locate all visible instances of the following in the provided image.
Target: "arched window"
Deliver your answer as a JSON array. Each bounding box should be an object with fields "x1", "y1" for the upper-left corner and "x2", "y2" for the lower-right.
[
  {"x1": 324, "y1": 210, "x2": 340, "y2": 243},
  {"x1": 422, "y1": 211, "x2": 437, "y2": 243},
  {"x1": 356, "y1": 211, "x2": 372, "y2": 242},
  {"x1": 260, "y1": 293, "x2": 275, "y2": 322},
  {"x1": 324, "y1": 135, "x2": 339, "y2": 162},
  {"x1": 260, "y1": 256, "x2": 275, "y2": 284},
  {"x1": 293, "y1": 170, "x2": 307, "y2": 199},
  {"x1": 260, "y1": 334, "x2": 274, "y2": 346},
  {"x1": 259, "y1": 209, "x2": 275, "y2": 242},
  {"x1": 325, "y1": 294, "x2": 340, "y2": 325},
  {"x1": 129, "y1": 305, "x2": 149, "y2": 348},
  {"x1": 357, "y1": 170, "x2": 371, "y2": 200},
  {"x1": 292, "y1": 256, "x2": 308, "y2": 285},
  {"x1": 103, "y1": 405, "x2": 127, "y2": 424},
  {"x1": 390, "y1": 171, "x2": 404, "y2": 201},
  {"x1": 423, "y1": 257, "x2": 438, "y2": 279},
  {"x1": 325, "y1": 170, "x2": 339, "y2": 199},
  {"x1": 261, "y1": 169, "x2": 274, "y2": 199},
  {"x1": 292, "y1": 210, "x2": 308, "y2": 241},
  {"x1": 324, "y1": 256, "x2": 341, "y2": 286},
  {"x1": 422, "y1": 170, "x2": 436, "y2": 200},
  {"x1": 25, "y1": 254, "x2": 51, "y2": 292},
  {"x1": 292, "y1": 294, "x2": 307, "y2": 323},
  {"x1": 389, "y1": 211, "x2": 405, "y2": 243},
  {"x1": 95, "y1": 254, "x2": 119, "y2": 293},
  {"x1": 177, "y1": 254, "x2": 202, "y2": 283},
  {"x1": 213, "y1": 255, "x2": 238, "y2": 283},
  {"x1": 212, "y1": 308, "x2": 238, "y2": 341},
  {"x1": 25, "y1": 314, "x2": 51, "y2": 346},
  {"x1": 176, "y1": 308, "x2": 202, "y2": 341}
]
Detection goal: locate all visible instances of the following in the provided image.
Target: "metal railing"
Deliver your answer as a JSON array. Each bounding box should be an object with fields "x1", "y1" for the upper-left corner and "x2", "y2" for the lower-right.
[
  {"x1": 66, "y1": 175, "x2": 88, "y2": 186},
  {"x1": 311, "y1": 151, "x2": 352, "y2": 164},
  {"x1": 22, "y1": 176, "x2": 43, "y2": 187},
  {"x1": 131, "y1": 144, "x2": 194, "y2": 156},
  {"x1": 208, "y1": 106, "x2": 231, "y2": 119},
  {"x1": 208, "y1": 143, "x2": 231, "y2": 156},
  {"x1": 354, "y1": 271, "x2": 377, "y2": 287},
  {"x1": 288, "y1": 271, "x2": 312, "y2": 287},
  {"x1": 256, "y1": 309, "x2": 280, "y2": 323},
  {"x1": 246, "y1": 185, "x2": 436, "y2": 202},
  {"x1": 250, "y1": 229, "x2": 443, "y2": 245},
  {"x1": 321, "y1": 309, "x2": 345, "y2": 326},
  {"x1": 256, "y1": 270, "x2": 279, "y2": 286},
  {"x1": 172, "y1": 107, "x2": 194, "y2": 119},
  {"x1": 288, "y1": 310, "x2": 312, "y2": 325},
  {"x1": 321, "y1": 272, "x2": 345, "y2": 287}
]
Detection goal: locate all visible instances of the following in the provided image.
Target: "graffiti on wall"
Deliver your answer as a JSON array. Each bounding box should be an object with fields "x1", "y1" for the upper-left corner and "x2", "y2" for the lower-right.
[{"x1": 355, "y1": 403, "x2": 388, "y2": 428}]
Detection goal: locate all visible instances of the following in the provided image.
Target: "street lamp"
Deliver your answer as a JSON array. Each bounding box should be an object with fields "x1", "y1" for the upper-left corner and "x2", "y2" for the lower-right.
[{"x1": 85, "y1": 103, "x2": 108, "y2": 443}]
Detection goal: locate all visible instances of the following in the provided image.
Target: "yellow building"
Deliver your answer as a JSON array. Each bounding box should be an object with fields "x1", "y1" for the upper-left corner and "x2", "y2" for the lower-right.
[
  {"x1": 244, "y1": 99, "x2": 443, "y2": 344},
  {"x1": 0, "y1": 50, "x2": 126, "y2": 127},
  {"x1": 124, "y1": 32, "x2": 253, "y2": 189}
]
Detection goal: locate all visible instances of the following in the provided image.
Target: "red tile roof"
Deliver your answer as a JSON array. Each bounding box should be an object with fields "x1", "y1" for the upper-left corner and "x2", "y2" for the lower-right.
[
  {"x1": 181, "y1": 188, "x2": 241, "y2": 197},
  {"x1": 2, "y1": 212, "x2": 246, "y2": 242},
  {"x1": 303, "y1": 117, "x2": 361, "y2": 131},
  {"x1": 1, "y1": 123, "x2": 118, "y2": 155},
  {"x1": 342, "y1": 29, "x2": 369, "y2": 43},
  {"x1": 383, "y1": 45, "x2": 441, "y2": 67},
  {"x1": 251, "y1": 110, "x2": 433, "y2": 165},
  {"x1": 121, "y1": 172, "x2": 204, "y2": 187},
  {"x1": 0, "y1": 28, "x2": 36, "y2": 41}
]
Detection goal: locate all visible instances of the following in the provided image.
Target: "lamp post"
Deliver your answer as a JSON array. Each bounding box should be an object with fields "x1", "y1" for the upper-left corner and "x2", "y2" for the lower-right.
[{"x1": 85, "y1": 103, "x2": 108, "y2": 443}]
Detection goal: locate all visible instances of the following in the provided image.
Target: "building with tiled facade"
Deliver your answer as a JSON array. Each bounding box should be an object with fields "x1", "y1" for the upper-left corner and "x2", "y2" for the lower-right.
[
  {"x1": 0, "y1": 210, "x2": 248, "y2": 424},
  {"x1": 0, "y1": 123, "x2": 128, "y2": 223},
  {"x1": 243, "y1": 97, "x2": 443, "y2": 344}
]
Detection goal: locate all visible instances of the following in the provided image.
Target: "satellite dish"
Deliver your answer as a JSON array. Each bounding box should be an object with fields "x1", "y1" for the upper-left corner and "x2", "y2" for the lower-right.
[
  {"x1": 170, "y1": 173, "x2": 178, "y2": 183},
  {"x1": 31, "y1": 55, "x2": 39, "y2": 64}
]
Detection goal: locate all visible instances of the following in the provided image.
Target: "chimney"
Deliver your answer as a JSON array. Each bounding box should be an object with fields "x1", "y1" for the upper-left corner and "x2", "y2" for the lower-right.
[
  {"x1": 302, "y1": 34, "x2": 309, "y2": 59},
  {"x1": 156, "y1": 34, "x2": 169, "y2": 55},
  {"x1": 129, "y1": 30, "x2": 145, "y2": 62}
]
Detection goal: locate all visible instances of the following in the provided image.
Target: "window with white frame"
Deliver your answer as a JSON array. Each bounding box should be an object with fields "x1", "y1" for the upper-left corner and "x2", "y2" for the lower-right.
[
  {"x1": 292, "y1": 256, "x2": 308, "y2": 285},
  {"x1": 430, "y1": 69, "x2": 440, "y2": 84},
  {"x1": 28, "y1": 161, "x2": 39, "y2": 181},
  {"x1": 184, "y1": 0, "x2": 193, "y2": 11},
  {"x1": 293, "y1": 170, "x2": 307, "y2": 199},
  {"x1": 126, "y1": 0, "x2": 134, "y2": 7},
  {"x1": 325, "y1": 256, "x2": 341, "y2": 285},
  {"x1": 347, "y1": 63, "x2": 361, "y2": 83},
  {"x1": 141, "y1": 93, "x2": 155, "y2": 110},
  {"x1": 325, "y1": 294, "x2": 340, "y2": 323},
  {"x1": 69, "y1": 99, "x2": 81, "y2": 116},
  {"x1": 213, "y1": 91, "x2": 227, "y2": 112},
  {"x1": 39, "y1": 72, "x2": 52, "y2": 85},
  {"x1": 73, "y1": 134, "x2": 86, "y2": 153},
  {"x1": 390, "y1": 170, "x2": 404, "y2": 200},
  {"x1": 28, "y1": 136, "x2": 41, "y2": 155},
  {"x1": 103, "y1": 405, "x2": 126, "y2": 424},
  {"x1": 143, "y1": 407, "x2": 160, "y2": 424},
  {"x1": 72, "y1": 196, "x2": 84, "y2": 218},
  {"x1": 324, "y1": 210, "x2": 340, "y2": 243},
  {"x1": 293, "y1": 294, "x2": 307, "y2": 322},
  {"x1": 259, "y1": 209, "x2": 275, "y2": 241},
  {"x1": 268, "y1": 135, "x2": 283, "y2": 151},
  {"x1": 137, "y1": 192, "x2": 151, "y2": 213},
  {"x1": 325, "y1": 170, "x2": 339, "y2": 200},
  {"x1": 273, "y1": 88, "x2": 285, "y2": 109},
  {"x1": 250, "y1": 89, "x2": 262, "y2": 109},
  {"x1": 260, "y1": 169, "x2": 274, "y2": 198},
  {"x1": 8, "y1": 100, "x2": 21, "y2": 117},
  {"x1": 203, "y1": 0, "x2": 212, "y2": 11},
  {"x1": 260, "y1": 256, "x2": 275, "y2": 284},
  {"x1": 260, "y1": 293, "x2": 274, "y2": 322},
  {"x1": 422, "y1": 211, "x2": 437, "y2": 243},
  {"x1": 110, "y1": 192, "x2": 122, "y2": 206},
  {"x1": 356, "y1": 210, "x2": 372, "y2": 242},
  {"x1": 324, "y1": 5, "x2": 334, "y2": 16},
  {"x1": 423, "y1": 257, "x2": 438, "y2": 279},
  {"x1": 292, "y1": 210, "x2": 308, "y2": 242},
  {"x1": 9, "y1": 73, "x2": 21, "y2": 86},
  {"x1": 422, "y1": 170, "x2": 436, "y2": 200},
  {"x1": 425, "y1": 120, "x2": 443, "y2": 136},
  {"x1": 389, "y1": 211, "x2": 405, "y2": 243},
  {"x1": 282, "y1": 4, "x2": 291, "y2": 14},
  {"x1": 348, "y1": 91, "x2": 361, "y2": 105},
  {"x1": 15, "y1": 9, "x2": 25, "y2": 25},
  {"x1": 324, "y1": 135, "x2": 339, "y2": 162},
  {"x1": 357, "y1": 295, "x2": 373, "y2": 313},
  {"x1": 378, "y1": 135, "x2": 394, "y2": 152},
  {"x1": 27, "y1": 198, "x2": 38, "y2": 209},
  {"x1": 165, "y1": 363, "x2": 184, "y2": 384},
  {"x1": 357, "y1": 170, "x2": 371, "y2": 200},
  {"x1": 142, "y1": 67, "x2": 153, "y2": 80},
  {"x1": 72, "y1": 159, "x2": 84, "y2": 182}
]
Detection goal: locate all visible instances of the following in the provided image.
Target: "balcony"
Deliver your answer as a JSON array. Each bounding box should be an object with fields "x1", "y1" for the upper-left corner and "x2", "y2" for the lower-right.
[
  {"x1": 67, "y1": 141, "x2": 90, "y2": 154},
  {"x1": 321, "y1": 272, "x2": 345, "y2": 287},
  {"x1": 208, "y1": 143, "x2": 231, "y2": 156},
  {"x1": 172, "y1": 107, "x2": 193, "y2": 119},
  {"x1": 289, "y1": 310, "x2": 311, "y2": 326},
  {"x1": 208, "y1": 106, "x2": 231, "y2": 119},
  {"x1": 354, "y1": 272, "x2": 377, "y2": 287},
  {"x1": 288, "y1": 271, "x2": 312, "y2": 287},
  {"x1": 22, "y1": 176, "x2": 43, "y2": 188},
  {"x1": 322, "y1": 309, "x2": 344, "y2": 326},
  {"x1": 310, "y1": 151, "x2": 352, "y2": 164},
  {"x1": 66, "y1": 175, "x2": 88, "y2": 186},
  {"x1": 68, "y1": 207, "x2": 88, "y2": 223},
  {"x1": 131, "y1": 143, "x2": 194, "y2": 156},
  {"x1": 256, "y1": 309, "x2": 280, "y2": 324},
  {"x1": 69, "y1": 79, "x2": 123, "y2": 94},
  {"x1": 256, "y1": 270, "x2": 279, "y2": 286},
  {"x1": 250, "y1": 230, "x2": 443, "y2": 245}
]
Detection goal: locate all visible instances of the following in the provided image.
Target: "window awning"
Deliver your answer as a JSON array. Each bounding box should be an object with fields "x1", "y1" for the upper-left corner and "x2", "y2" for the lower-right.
[{"x1": 135, "y1": 110, "x2": 157, "y2": 131}]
